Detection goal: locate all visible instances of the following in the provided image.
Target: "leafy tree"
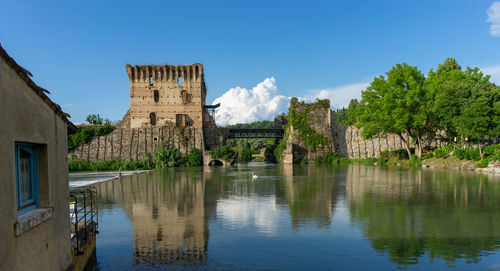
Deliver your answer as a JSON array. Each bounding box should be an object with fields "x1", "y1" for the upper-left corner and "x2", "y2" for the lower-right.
[
  {"x1": 211, "y1": 146, "x2": 238, "y2": 162},
  {"x1": 428, "y1": 58, "x2": 500, "y2": 153},
  {"x1": 240, "y1": 148, "x2": 253, "y2": 161},
  {"x1": 355, "y1": 63, "x2": 437, "y2": 158}
]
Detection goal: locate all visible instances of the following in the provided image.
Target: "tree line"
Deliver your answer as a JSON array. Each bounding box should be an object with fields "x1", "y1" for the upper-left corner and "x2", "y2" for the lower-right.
[{"x1": 334, "y1": 58, "x2": 499, "y2": 158}]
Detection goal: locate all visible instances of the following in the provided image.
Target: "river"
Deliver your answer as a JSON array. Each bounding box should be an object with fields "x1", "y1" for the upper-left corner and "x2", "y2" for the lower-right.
[{"x1": 92, "y1": 162, "x2": 500, "y2": 270}]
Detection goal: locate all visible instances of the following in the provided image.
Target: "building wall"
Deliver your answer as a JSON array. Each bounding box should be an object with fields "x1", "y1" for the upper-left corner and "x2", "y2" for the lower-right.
[
  {"x1": 0, "y1": 57, "x2": 72, "y2": 270},
  {"x1": 126, "y1": 64, "x2": 206, "y2": 128}
]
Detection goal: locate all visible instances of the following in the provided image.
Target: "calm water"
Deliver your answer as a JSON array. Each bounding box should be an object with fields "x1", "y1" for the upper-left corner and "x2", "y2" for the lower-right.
[{"x1": 94, "y1": 163, "x2": 500, "y2": 270}]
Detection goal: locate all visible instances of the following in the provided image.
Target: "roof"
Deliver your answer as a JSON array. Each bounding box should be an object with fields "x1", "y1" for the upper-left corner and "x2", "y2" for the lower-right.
[
  {"x1": 204, "y1": 103, "x2": 220, "y2": 109},
  {"x1": 0, "y1": 43, "x2": 77, "y2": 133}
]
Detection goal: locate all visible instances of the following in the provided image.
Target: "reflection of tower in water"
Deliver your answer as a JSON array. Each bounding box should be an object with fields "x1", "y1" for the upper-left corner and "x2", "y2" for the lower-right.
[{"x1": 96, "y1": 170, "x2": 208, "y2": 268}]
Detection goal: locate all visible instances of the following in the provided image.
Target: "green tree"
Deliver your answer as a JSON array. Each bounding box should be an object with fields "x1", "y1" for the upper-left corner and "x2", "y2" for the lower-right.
[
  {"x1": 428, "y1": 58, "x2": 500, "y2": 149},
  {"x1": 355, "y1": 63, "x2": 437, "y2": 158},
  {"x1": 240, "y1": 148, "x2": 253, "y2": 161}
]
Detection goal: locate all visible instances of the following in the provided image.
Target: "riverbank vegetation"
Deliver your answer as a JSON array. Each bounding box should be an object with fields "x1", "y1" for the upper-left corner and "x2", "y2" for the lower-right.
[
  {"x1": 337, "y1": 58, "x2": 499, "y2": 159},
  {"x1": 69, "y1": 143, "x2": 203, "y2": 171},
  {"x1": 68, "y1": 114, "x2": 115, "y2": 150}
]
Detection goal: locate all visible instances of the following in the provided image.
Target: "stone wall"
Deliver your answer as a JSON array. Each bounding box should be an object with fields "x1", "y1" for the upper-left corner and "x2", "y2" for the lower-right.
[
  {"x1": 281, "y1": 98, "x2": 445, "y2": 162},
  {"x1": 282, "y1": 98, "x2": 335, "y2": 163},
  {"x1": 69, "y1": 126, "x2": 204, "y2": 162},
  {"x1": 331, "y1": 113, "x2": 445, "y2": 158}
]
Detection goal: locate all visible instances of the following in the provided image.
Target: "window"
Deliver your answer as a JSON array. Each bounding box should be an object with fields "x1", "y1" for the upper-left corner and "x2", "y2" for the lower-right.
[
  {"x1": 154, "y1": 90, "x2": 159, "y2": 102},
  {"x1": 178, "y1": 76, "x2": 182, "y2": 86},
  {"x1": 149, "y1": 76, "x2": 154, "y2": 86},
  {"x1": 150, "y1": 112, "x2": 156, "y2": 126},
  {"x1": 15, "y1": 143, "x2": 39, "y2": 215}
]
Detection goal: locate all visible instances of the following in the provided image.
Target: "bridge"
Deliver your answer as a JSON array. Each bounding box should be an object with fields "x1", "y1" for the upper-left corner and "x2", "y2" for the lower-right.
[{"x1": 227, "y1": 128, "x2": 284, "y2": 139}]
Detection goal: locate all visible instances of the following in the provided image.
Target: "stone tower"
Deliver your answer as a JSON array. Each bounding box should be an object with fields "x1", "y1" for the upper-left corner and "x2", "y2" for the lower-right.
[{"x1": 125, "y1": 63, "x2": 213, "y2": 128}]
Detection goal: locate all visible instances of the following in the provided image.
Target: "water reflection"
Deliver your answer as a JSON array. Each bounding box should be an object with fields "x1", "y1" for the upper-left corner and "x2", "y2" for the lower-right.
[
  {"x1": 96, "y1": 169, "x2": 208, "y2": 268},
  {"x1": 94, "y1": 164, "x2": 500, "y2": 270},
  {"x1": 346, "y1": 165, "x2": 500, "y2": 266}
]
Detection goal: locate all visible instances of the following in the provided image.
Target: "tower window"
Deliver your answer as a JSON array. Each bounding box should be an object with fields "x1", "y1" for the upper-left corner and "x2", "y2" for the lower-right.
[
  {"x1": 149, "y1": 76, "x2": 153, "y2": 86},
  {"x1": 149, "y1": 112, "x2": 156, "y2": 126},
  {"x1": 178, "y1": 76, "x2": 182, "y2": 86},
  {"x1": 154, "y1": 90, "x2": 159, "y2": 102}
]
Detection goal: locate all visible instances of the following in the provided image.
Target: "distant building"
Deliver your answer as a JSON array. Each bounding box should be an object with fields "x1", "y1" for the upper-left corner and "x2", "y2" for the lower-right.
[
  {"x1": 123, "y1": 64, "x2": 218, "y2": 129},
  {"x1": 0, "y1": 44, "x2": 76, "y2": 271}
]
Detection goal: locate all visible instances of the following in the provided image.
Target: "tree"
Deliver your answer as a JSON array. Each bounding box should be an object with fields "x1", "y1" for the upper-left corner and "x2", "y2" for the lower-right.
[
  {"x1": 355, "y1": 63, "x2": 437, "y2": 158},
  {"x1": 428, "y1": 58, "x2": 500, "y2": 151}
]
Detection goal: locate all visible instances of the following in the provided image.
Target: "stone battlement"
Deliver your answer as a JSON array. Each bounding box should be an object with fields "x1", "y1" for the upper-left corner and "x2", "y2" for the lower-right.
[{"x1": 125, "y1": 64, "x2": 204, "y2": 83}]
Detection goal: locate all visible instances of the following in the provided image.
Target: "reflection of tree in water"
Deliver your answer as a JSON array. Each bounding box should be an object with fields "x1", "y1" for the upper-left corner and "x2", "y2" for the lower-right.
[
  {"x1": 346, "y1": 165, "x2": 500, "y2": 266},
  {"x1": 276, "y1": 165, "x2": 346, "y2": 228},
  {"x1": 96, "y1": 168, "x2": 210, "y2": 268}
]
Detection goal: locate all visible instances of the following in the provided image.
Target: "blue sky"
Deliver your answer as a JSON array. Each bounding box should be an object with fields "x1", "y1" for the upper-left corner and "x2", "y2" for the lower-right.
[{"x1": 1, "y1": 0, "x2": 499, "y2": 125}]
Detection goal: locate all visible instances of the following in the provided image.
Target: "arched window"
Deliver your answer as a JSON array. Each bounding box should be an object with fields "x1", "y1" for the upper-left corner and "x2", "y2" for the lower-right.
[
  {"x1": 149, "y1": 76, "x2": 153, "y2": 86},
  {"x1": 149, "y1": 112, "x2": 156, "y2": 126},
  {"x1": 154, "y1": 90, "x2": 159, "y2": 102},
  {"x1": 178, "y1": 76, "x2": 182, "y2": 86}
]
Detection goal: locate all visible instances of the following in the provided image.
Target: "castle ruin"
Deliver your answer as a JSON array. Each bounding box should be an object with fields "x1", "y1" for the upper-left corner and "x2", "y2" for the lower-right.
[{"x1": 122, "y1": 64, "x2": 217, "y2": 129}]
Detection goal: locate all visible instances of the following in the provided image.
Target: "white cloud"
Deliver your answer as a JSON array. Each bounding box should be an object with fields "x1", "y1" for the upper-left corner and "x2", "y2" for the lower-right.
[
  {"x1": 300, "y1": 82, "x2": 370, "y2": 109},
  {"x1": 481, "y1": 64, "x2": 500, "y2": 84},
  {"x1": 216, "y1": 195, "x2": 281, "y2": 236},
  {"x1": 213, "y1": 77, "x2": 289, "y2": 126},
  {"x1": 487, "y1": 2, "x2": 500, "y2": 37}
]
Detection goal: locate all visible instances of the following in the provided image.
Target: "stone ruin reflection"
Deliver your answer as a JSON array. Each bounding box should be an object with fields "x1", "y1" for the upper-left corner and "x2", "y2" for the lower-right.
[{"x1": 96, "y1": 169, "x2": 209, "y2": 268}]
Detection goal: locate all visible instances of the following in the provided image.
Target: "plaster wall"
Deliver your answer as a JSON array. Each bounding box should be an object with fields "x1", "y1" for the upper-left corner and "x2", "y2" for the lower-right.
[{"x1": 0, "y1": 57, "x2": 72, "y2": 270}]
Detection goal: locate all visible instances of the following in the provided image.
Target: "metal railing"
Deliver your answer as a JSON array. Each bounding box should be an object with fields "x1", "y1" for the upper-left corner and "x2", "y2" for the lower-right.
[{"x1": 70, "y1": 187, "x2": 98, "y2": 255}]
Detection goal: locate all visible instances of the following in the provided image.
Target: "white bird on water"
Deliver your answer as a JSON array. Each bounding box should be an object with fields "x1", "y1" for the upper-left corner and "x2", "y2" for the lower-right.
[{"x1": 251, "y1": 172, "x2": 258, "y2": 179}]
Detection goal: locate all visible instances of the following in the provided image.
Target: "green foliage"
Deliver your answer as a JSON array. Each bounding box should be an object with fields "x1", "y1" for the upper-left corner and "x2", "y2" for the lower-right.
[
  {"x1": 68, "y1": 158, "x2": 153, "y2": 171},
  {"x1": 184, "y1": 148, "x2": 203, "y2": 166},
  {"x1": 322, "y1": 151, "x2": 340, "y2": 164},
  {"x1": 454, "y1": 148, "x2": 481, "y2": 161},
  {"x1": 333, "y1": 99, "x2": 359, "y2": 126},
  {"x1": 380, "y1": 149, "x2": 412, "y2": 160},
  {"x1": 432, "y1": 145, "x2": 454, "y2": 158},
  {"x1": 428, "y1": 60, "x2": 500, "y2": 143},
  {"x1": 85, "y1": 114, "x2": 111, "y2": 125},
  {"x1": 68, "y1": 123, "x2": 115, "y2": 150},
  {"x1": 274, "y1": 127, "x2": 289, "y2": 162},
  {"x1": 354, "y1": 63, "x2": 436, "y2": 158},
  {"x1": 264, "y1": 144, "x2": 277, "y2": 163},
  {"x1": 288, "y1": 101, "x2": 332, "y2": 149},
  {"x1": 226, "y1": 120, "x2": 275, "y2": 153},
  {"x1": 476, "y1": 144, "x2": 500, "y2": 168},
  {"x1": 211, "y1": 146, "x2": 238, "y2": 162},
  {"x1": 152, "y1": 142, "x2": 183, "y2": 168},
  {"x1": 240, "y1": 148, "x2": 254, "y2": 161}
]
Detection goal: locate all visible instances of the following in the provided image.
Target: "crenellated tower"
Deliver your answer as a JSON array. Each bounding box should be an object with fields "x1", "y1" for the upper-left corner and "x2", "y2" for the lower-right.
[{"x1": 125, "y1": 63, "x2": 213, "y2": 128}]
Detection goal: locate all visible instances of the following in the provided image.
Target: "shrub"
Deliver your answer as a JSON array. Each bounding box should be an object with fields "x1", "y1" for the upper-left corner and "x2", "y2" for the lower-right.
[
  {"x1": 380, "y1": 149, "x2": 411, "y2": 160},
  {"x1": 454, "y1": 148, "x2": 481, "y2": 161},
  {"x1": 153, "y1": 142, "x2": 183, "y2": 168},
  {"x1": 185, "y1": 148, "x2": 203, "y2": 166},
  {"x1": 240, "y1": 148, "x2": 253, "y2": 162},
  {"x1": 68, "y1": 123, "x2": 115, "y2": 150},
  {"x1": 264, "y1": 144, "x2": 277, "y2": 163},
  {"x1": 432, "y1": 145, "x2": 453, "y2": 158},
  {"x1": 212, "y1": 146, "x2": 238, "y2": 162},
  {"x1": 323, "y1": 151, "x2": 339, "y2": 164}
]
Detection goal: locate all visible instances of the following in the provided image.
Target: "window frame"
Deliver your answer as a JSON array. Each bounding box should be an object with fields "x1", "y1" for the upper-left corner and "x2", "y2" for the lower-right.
[{"x1": 15, "y1": 143, "x2": 39, "y2": 215}]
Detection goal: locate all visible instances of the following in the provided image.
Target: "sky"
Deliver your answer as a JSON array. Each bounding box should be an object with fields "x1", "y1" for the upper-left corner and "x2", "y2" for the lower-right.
[{"x1": 1, "y1": 0, "x2": 499, "y2": 126}]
